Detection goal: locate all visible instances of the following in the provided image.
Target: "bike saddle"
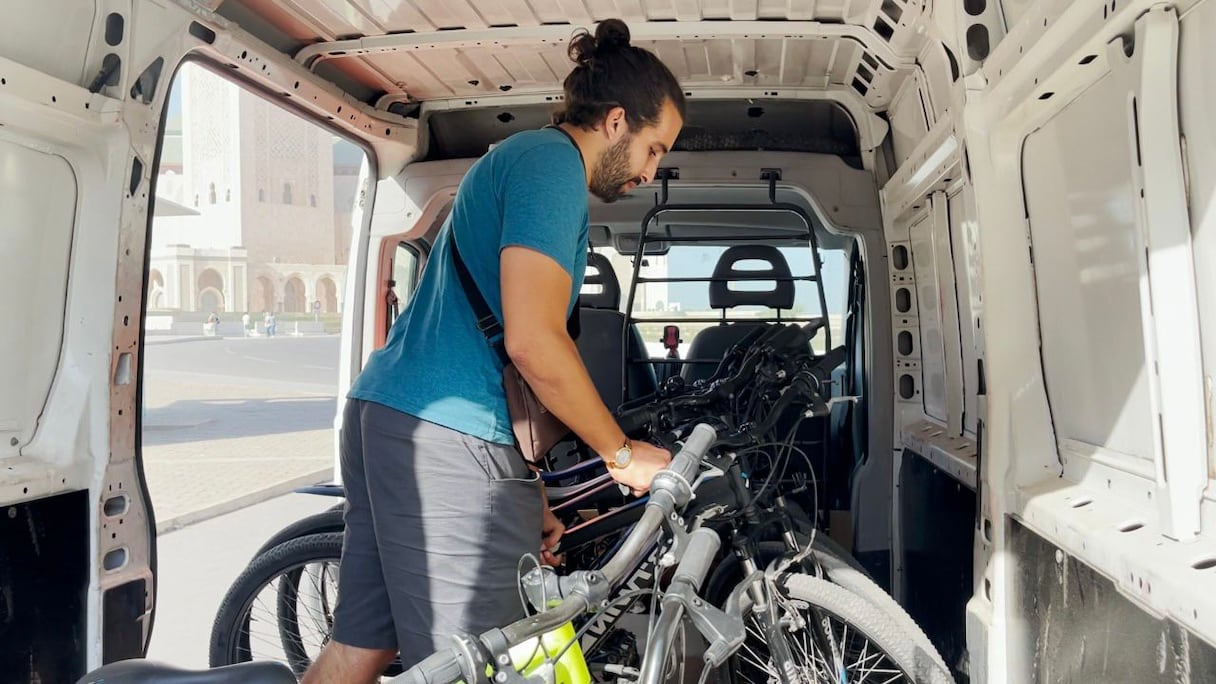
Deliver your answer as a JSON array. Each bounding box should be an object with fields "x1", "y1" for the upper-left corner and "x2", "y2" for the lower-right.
[{"x1": 77, "y1": 659, "x2": 295, "y2": 684}]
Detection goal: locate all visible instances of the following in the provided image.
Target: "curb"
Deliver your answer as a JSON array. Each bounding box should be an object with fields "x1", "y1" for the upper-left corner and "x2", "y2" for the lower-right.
[
  {"x1": 155, "y1": 467, "x2": 333, "y2": 534},
  {"x1": 145, "y1": 336, "x2": 223, "y2": 346}
]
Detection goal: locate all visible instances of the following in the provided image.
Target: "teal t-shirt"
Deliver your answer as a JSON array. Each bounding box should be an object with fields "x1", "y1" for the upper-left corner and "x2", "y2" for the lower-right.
[{"x1": 349, "y1": 128, "x2": 589, "y2": 445}]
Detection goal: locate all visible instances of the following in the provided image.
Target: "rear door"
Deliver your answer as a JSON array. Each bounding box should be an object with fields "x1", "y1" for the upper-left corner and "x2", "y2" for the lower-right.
[{"x1": 1, "y1": 3, "x2": 160, "y2": 678}]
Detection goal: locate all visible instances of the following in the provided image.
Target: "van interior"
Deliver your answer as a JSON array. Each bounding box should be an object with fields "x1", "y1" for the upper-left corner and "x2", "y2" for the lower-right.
[{"x1": 3, "y1": 0, "x2": 1216, "y2": 681}]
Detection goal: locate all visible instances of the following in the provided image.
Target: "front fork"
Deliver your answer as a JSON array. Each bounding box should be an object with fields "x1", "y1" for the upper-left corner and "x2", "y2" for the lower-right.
[
  {"x1": 734, "y1": 524, "x2": 845, "y2": 684},
  {"x1": 734, "y1": 540, "x2": 804, "y2": 684}
]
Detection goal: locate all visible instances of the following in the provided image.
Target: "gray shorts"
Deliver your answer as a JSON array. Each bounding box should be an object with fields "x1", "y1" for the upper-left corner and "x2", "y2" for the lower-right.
[{"x1": 330, "y1": 399, "x2": 543, "y2": 665}]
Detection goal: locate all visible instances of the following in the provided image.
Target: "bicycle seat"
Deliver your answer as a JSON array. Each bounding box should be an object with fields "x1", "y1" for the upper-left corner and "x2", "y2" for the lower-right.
[{"x1": 77, "y1": 658, "x2": 295, "y2": 684}]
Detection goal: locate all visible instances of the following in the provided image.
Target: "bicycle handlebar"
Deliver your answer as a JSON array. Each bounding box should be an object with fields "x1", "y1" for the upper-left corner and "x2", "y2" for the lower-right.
[{"x1": 391, "y1": 423, "x2": 719, "y2": 684}]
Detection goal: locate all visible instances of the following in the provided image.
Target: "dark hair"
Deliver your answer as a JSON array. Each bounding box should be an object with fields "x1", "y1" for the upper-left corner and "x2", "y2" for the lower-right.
[{"x1": 553, "y1": 19, "x2": 686, "y2": 131}]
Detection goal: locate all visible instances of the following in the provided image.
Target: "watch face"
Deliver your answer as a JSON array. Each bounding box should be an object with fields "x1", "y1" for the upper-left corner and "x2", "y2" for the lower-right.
[{"x1": 614, "y1": 447, "x2": 632, "y2": 468}]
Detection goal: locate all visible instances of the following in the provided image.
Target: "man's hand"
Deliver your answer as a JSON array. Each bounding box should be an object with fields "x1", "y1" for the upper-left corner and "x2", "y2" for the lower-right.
[
  {"x1": 541, "y1": 503, "x2": 565, "y2": 567},
  {"x1": 607, "y1": 441, "x2": 672, "y2": 496}
]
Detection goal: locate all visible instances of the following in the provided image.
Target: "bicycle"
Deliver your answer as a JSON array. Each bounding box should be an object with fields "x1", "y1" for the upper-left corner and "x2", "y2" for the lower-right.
[
  {"x1": 207, "y1": 324, "x2": 841, "y2": 675},
  {"x1": 82, "y1": 323, "x2": 950, "y2": 684},
  {"x1": 393, "y1": 419, "x2": 953, "y2": 684}
]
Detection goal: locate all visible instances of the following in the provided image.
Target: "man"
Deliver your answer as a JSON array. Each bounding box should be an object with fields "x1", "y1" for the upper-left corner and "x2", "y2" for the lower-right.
[{"x1": 304, "y1": 18, "x2": 686, "y2": 683}]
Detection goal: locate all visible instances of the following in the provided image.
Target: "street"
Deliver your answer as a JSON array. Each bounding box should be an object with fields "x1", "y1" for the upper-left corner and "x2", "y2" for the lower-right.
[
  {"x1": 142, "y1": 335, "x2": 342, "y2": 667},
  {"x1": 141, "y1": 335, "x2": 341, "y2": 531},
  {"x1": 144, "y1": 335, "x2": 340, "y2": 387},
  {"x1": 145, "y1": 492, "x2": 335, "y2": 667}
]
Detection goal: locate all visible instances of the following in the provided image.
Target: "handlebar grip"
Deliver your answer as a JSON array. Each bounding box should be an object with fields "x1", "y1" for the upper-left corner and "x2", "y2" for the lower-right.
[
  {"x1": 668, "y1": 423, "x2": 716, "y2": 483},
  {"x1": 394, "y1": 649, "x2": 465, "y2": 684},
  {"x1": 671, "y1": 527, "x2": 722, "y2": 588}
]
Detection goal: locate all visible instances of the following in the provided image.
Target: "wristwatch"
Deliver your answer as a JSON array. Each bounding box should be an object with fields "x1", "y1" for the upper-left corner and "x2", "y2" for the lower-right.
[{"x1": 609, "y1": 439, "x2": 633, "y2": 469}]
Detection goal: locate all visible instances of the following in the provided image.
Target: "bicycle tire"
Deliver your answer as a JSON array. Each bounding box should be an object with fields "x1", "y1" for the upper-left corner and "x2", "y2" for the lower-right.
[
  {"x1": 806, "y1": 545, "x2": 951, "y2": 675},
  {"x1": 210, "y1": 532, "x2": 395, "y2": 675},
  {"x1": 754, "y1": 541, "x2": 950, "y2": 676},
  {"x1": 737, "y1": 573, "x2": 955, "y2": 684},
  {"x1": 253, "y1": 508, "x2": 344, "y2": 558}
]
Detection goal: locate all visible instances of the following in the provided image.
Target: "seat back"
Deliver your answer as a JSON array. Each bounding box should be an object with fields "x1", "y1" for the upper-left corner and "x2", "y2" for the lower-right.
[
  {"x1": 576, "y1": 253, "x2": 657, "y2": 408},
  {"x1": 683, "y1": 246, "x2": 795, "y2": 384}
]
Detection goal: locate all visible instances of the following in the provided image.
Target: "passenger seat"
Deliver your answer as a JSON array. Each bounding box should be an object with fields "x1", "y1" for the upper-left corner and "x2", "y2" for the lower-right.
[
  {"x1": 576, "y1": 253, "x2": 658, "y2": 409},
  {"x1": 682, "y1": 245, "x2": 797, "y2": 385}
]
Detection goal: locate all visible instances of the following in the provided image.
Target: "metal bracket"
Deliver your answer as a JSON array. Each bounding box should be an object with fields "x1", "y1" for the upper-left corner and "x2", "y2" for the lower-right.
[
  {"x1": 655, "y1": 167, "x2": 679, "y2": 204},
  {"x1": 761, "y1": 168, "x2": 782, "y2": 203}
]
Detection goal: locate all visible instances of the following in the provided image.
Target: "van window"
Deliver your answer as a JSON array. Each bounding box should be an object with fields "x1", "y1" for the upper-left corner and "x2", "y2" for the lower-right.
[
  {"x1": 612, "y1": 242, "x2": 848, "y2": 356},
  {"x1": 389, "y1": 241, "x2": 420, "y2": 325}
]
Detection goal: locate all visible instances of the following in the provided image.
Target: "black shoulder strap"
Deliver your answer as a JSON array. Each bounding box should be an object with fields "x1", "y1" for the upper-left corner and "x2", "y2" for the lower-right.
[
  {"x1": 449, "y1": 235, "x2": 512, "y2": 366},
  {"x1": 450, "y1": 230, "x2": 584, "y2": 358}
]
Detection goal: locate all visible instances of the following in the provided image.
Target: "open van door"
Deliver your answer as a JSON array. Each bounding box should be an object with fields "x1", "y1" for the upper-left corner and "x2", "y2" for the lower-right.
[{"x1": 0, "y1": 2, "x2": 412, "y2": 678}]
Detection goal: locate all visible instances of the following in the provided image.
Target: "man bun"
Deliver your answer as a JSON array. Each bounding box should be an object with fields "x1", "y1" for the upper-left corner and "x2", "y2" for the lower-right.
[
  {"x1": 568, "y1": 18, "x2": 632, "y2": 65},
  {"x1": 555, "y1": 19, "x2": 685, "y2": 131}
]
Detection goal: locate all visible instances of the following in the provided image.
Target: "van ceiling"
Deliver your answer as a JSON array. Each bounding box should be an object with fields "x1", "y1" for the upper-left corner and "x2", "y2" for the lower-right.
[{"x1": 216, "y1": 0, "x2": 927, "y2": 113}]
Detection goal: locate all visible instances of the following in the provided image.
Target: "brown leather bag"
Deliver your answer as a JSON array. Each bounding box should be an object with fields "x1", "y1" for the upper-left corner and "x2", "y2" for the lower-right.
[
  {"x1": 450, "y1": 235, "x2": 574, "y2": 463},
  {"x1": 502, "y1": 365, "x2": 570, "y2": 462}
]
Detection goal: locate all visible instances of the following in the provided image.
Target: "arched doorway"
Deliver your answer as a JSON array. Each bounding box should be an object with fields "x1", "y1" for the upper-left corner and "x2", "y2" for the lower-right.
[
  {"x1": 317, "y1": 277, "x2": 338, "y2": 313},
  {"x1": 197, "y1": 269, "x2": 225, "y2": 312},
  {"x1": 148, "y1": 269, "x2": 166, "y2": 310},
  {"x1": 199, "y1": 287, "x2": 223, "y2": 313},
  {"x1": 284, "y1": 277, "x2": 306, "y2": 313},
  {"x1": 252, "y1": 275, "x2": 275, "y2": 314}
]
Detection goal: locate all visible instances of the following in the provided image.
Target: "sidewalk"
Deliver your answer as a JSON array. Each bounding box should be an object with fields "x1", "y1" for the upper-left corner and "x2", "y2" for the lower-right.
[{"x1": 142, "y1": 370, "x2": 336, "y2": 533}]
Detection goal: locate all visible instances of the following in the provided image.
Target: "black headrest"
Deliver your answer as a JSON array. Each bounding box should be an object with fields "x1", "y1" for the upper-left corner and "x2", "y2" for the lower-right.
[
  {"x1": 709, "y1": 245, "x2": 795, "y2": 310},
  {"x1": 580, "y1": 252, "x2": 620, "y2": 310}
]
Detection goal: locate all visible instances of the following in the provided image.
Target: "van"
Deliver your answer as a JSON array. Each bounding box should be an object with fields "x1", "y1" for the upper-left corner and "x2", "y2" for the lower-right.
[{"x1": 2, "y1": 0, "x2": 1215, "y2": 681}]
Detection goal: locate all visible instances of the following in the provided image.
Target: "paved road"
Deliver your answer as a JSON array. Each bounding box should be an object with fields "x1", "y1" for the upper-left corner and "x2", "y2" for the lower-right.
[
  {"x1": 146, "y1": 492, "x2": 335, "y2": 668},
  {"x1": 141, "y1": 336, "x2": 342, "y2": 532},
  {"x1": 145, "y1": 336, "x2": 340, "y2": 387},
  {"x1": 139, "y1": 337, "x2": 345, "y2": 666}
]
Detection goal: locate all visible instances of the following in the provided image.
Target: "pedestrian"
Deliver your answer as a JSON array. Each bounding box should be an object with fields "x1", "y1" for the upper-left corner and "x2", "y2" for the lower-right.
[
  {"x1": 302, "y1": 18, "x2": 685, "y2": 683},
  {"x1": 241, "y1": 312, "x2": 251, "y2": 337},
  {"x1": 265, "y1": 311, "x2": 276, "y2": 338}
]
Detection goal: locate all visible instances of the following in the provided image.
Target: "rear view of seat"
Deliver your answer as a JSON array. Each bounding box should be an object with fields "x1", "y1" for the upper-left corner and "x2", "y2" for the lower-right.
[
  {"x1": 682, "y1": 245, "x2": 795, "y2": 385},
  {"x1": 575, "y1": 253, "x2": 658, "y2": 409}
]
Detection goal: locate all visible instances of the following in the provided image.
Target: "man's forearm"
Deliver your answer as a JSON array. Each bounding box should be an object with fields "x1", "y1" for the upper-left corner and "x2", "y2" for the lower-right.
[{"x1": 507, "y1": 331, "x2": 626, "y2": 458}]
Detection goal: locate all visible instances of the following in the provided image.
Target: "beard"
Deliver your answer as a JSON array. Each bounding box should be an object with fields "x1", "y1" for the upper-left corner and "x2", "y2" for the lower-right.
[{"x1": 589, "y1": 134, "x2": 640, "y2": 203}]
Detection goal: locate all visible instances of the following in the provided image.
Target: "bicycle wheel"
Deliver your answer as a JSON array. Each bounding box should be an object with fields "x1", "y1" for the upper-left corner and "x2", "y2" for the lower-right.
[
  {"x1": 732, "y1": 573, "x2": 954, "y2": 684},
  {"x1": 753, "y1": 540, "x2": 950, "y2": 677},
  {"x1": 253, "y1": 507, "x2": 344, "y2": 558},
  {"x1": 209, "y1": 532, "x2": 404, "y2": 676}
]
